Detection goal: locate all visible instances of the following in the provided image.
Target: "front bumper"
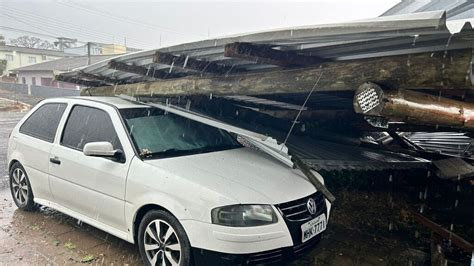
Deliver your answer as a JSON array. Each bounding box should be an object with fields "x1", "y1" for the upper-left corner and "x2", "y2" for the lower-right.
[
  {"x1": 192, "y1": 234, "x2": 322, "y2": 265},
  {"x1": 183, "y1": 192, "x2": 330, "y2": 264}
]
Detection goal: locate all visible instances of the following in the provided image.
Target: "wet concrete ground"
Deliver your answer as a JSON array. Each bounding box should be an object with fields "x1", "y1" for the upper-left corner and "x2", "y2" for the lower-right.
[
  {"x1": 0, "y1": 112, "x2": 140, "y2": 265},
  {"x1": 0, "y1": 105, "x2": 424, "y2": 265},
  {"x1": 0, "y1": 110, "x2": 142, "y2": 265}
]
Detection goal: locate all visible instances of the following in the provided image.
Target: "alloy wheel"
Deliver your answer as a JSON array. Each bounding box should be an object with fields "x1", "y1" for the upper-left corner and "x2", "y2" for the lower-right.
[
  {"x1": 144, "y1": 219, "x2": 181, "y2": 266},
  {"x1": 11, "y1": 168, "x2": 28, "y2": 205}
]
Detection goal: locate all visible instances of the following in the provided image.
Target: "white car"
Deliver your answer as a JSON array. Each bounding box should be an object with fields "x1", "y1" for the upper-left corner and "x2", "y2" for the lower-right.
[{"x1": 7, "y1": 97, "x2": 331, "y2": 265}]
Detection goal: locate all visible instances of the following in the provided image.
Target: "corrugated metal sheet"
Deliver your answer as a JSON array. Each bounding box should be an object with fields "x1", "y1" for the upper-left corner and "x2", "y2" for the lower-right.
[
  {"x1": 209, "y1": 111, "x2": 430, "y2": 171},
  {"x1": 432, "y1": 157, "x2": 474, "y2": 179},
  {"x1": 288, "y1": 136, "x2": 430, "y2": 171},
  {"x1": 382, "y1": 0, "x2": 474, "y2": 20},
  {"x1": 407, "y1": 132, "x2": 474, "y2": 157},
  {"x1": 58, "y1": 11, "x2": 473, "y2": 86},
  {"x1": 220, "y1": 95, "x2": 308, "y2": 111}
]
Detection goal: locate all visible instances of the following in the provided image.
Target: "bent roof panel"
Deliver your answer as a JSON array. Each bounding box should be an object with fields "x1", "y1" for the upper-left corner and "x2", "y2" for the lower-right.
[
  {"x1": 58, "y1": 11, "x2": 473, "y2": 85},
  {"x1": 11, "y1": 55, "x2": 116, "y2": 72}
]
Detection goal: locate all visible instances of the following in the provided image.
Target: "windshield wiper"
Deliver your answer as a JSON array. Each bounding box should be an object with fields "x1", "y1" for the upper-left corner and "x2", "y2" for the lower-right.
[
  {"x1": 143, "y1": 148, "x2": 186, "y2": 159},
  {"x1": 143, "y1": 145, "x2": 241, "y2": 159}
]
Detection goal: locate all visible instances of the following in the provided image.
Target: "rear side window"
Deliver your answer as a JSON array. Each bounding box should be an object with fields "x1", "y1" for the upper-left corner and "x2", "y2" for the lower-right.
[
  {"x1": 19, "y1": 103, "x2": 67, "y2": 142},
  {"x1": 61, "y1": 105, "x2": 122, "y2": 151}
]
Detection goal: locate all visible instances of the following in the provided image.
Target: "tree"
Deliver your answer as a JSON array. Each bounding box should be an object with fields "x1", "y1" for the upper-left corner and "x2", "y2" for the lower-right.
[
  {"x1": 10, "y1": 35, "x2": 56, "y2": 50},
  {"x1": 0, "y1": 34, "x2": 5, "y2": 46}
]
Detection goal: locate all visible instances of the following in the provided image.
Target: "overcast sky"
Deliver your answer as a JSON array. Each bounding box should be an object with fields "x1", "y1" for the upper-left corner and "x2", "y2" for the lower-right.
[{"x1": 0, "y1": 0, "x2": 400, "y2": 50}]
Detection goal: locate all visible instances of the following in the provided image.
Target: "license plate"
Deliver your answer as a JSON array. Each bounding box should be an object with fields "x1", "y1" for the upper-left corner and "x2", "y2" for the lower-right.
[{"x1": 301, "y1": 214, "x2": 327, "y2": 243}]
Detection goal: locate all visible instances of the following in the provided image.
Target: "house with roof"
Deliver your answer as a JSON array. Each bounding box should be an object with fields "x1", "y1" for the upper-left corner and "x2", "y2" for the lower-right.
[
  {"x1": 0, "y1": 45, "x2": 75, "y2": 76},
  {"x1": 64, "y1": 42, "x2": 141, "y2": 56},
  {"x1": 11, "y1": 55, "x2": 115, "y2": 88}
]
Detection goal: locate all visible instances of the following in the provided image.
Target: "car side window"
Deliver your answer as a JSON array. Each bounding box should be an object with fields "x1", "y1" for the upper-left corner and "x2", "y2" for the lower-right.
[
  {"x1": 61, "y1": 105, "x2": 122, "y2": 151},
  {"x1": 19, "y1": 103, "x2": 67, "y2": 143}
]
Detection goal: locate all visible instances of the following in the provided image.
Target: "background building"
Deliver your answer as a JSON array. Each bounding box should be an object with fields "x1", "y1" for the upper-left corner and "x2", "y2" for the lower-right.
[
  {"x1": 0, "y1": 45, "x2": 75, "y2": 76},
  {"x1": 64, "y1": 42, "x2": 141, "y2": 56},
  {"x1": 11, "y1": 55, "x2": 115, "y2": 88}
]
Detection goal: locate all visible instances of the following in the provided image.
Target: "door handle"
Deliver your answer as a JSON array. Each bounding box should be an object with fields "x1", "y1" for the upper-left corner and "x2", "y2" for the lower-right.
[{"x1": 49, "y1": 157, "x2": 61, "y2": 165}]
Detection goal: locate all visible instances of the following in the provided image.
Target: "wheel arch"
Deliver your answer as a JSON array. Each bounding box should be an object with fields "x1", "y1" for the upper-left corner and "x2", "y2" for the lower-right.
[
  {"x1": 8, "y1": 159, "x2": 20, "y2": 172},
  {"x1": 132, "y1": 203, "x2": 174, "y2": 243}
]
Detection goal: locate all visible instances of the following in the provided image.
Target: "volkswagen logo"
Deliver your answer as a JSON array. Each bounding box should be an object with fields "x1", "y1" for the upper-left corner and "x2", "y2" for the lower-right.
[{"x1": 307, "y1": 198, "x2": 317, "y2": 215}]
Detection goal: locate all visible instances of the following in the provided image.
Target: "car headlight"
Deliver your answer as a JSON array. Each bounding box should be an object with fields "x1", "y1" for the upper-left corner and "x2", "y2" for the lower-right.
[{"x1": 211, "y1": 204, "x2": 278, "y2": 227}]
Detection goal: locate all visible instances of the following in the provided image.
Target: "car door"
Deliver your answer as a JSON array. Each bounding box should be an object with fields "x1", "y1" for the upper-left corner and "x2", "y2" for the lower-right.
[
  {"x1": 13, "y1": 102, "x2": 67, "y2": 202},
  {"x1": 48, "y1": 103, "x2": 131, "y2": 231}
]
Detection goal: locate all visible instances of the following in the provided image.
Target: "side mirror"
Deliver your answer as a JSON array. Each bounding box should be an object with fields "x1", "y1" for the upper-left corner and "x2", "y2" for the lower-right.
[{"x1": 83, "y1": 142, "x2": 124, "y2": 162}]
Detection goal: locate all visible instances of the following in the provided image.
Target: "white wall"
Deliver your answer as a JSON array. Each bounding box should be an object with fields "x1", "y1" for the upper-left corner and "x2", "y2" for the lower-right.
[
  {"x1": 17, "y1": 70, "x2": 79, "y2": 89},
  {"x1": 17, "y1": 70, "x2": 52, "y2": 86},
  {"x1": 1, "y1": 51, "x2": 62, "y2": 75}
]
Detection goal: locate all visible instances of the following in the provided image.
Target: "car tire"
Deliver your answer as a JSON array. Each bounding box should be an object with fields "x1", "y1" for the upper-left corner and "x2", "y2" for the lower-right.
[
  {"x1": 9, "y1": 162, "x2": 36, "y2": 211},
  {"x1": 138, "y1": 210, "x2": 192, "y2": 266}
]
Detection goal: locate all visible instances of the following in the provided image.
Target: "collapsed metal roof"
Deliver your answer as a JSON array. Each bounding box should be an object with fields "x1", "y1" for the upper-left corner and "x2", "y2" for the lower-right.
[
  {"x1": 381, "y1": 0, "x2": 474, "y2": 20},
  {"x1": 57, "y1": 11, "x2": 473, "y2": 86},
  {"x1": 288, "y1": 137, "x2": 430, "y2": 171},
  {"x1": 408, "y1": 132, "x2": 474, "y2": 158},
  {"x1": 55, "y1": 10, "x2": 473, "y2": 173}
]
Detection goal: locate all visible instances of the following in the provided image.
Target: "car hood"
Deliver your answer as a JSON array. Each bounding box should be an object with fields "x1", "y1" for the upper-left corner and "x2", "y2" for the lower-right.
[{"x1": 143, "y1": 147, "x2": 317, "y2": 205}]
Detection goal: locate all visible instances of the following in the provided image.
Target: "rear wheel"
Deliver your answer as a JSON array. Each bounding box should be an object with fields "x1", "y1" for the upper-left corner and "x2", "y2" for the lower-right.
[
  {"x1": 9, "y1": 162, "x2": 36, "y2": 211},
  {"x1": 138, "y1": 210, "x2": 191, "y2": 266}
]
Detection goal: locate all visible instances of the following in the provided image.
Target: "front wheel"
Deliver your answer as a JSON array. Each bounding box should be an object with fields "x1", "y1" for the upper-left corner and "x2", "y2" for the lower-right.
[
  {"x1": 9, "y1": 162, "x2": 36, "y2": 211},
  {"x1": 138, "y1": 210, "x2": 191, "y2": 266}
]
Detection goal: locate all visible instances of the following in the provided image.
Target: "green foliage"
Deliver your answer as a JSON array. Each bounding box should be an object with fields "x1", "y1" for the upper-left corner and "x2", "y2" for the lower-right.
[
  {"x1": 81, "y1": 255, "x2": 95, "y2": 263},
  {"x1": 64, "y1": 241, "x2": 77, "y2": 250}
]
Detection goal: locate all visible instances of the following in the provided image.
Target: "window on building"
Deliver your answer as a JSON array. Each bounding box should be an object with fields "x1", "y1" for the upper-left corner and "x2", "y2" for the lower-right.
[
  {"x1": 19, "y1": 103, "x2": 67, "y2": 143},
  {"x1": 5, "y1": 54, "x2": 14, "y2": 61},
  {"x1": 31, "y1": 77, "x2": 36, "y2": 85},
  {"x1": 28, "y1": 57, "x2": 36, "y2": 63},
  {"x1": 42, "y1": 55, "x2": 47, "y2": 60},
  {"x1": 41, "y1": 77, "x2": 53, "y2": 86},
  {"x1": 21, "y1": 77, "x2": 26, "y2": 84}
]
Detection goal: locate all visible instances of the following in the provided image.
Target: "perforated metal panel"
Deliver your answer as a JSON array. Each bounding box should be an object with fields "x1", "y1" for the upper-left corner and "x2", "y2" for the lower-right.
[{"x1": 355, "y1": 87, "x2": 380, "y2": 113}]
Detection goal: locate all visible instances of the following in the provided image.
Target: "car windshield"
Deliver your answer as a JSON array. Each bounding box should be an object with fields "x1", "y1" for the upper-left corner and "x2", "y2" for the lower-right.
[{"x1": 120, "y1": 107, "x2": 241, "y2": 159}]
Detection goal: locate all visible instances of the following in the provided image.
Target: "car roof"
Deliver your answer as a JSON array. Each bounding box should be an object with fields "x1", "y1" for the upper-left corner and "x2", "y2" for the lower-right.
[{"x1": 44, "y1": 96, "x2": 146, "y2": 109}]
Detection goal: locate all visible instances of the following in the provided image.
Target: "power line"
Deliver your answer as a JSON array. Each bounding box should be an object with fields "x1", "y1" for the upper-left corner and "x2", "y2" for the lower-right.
[
  {"x1": 0, "y1": 25, "x2": 80, "y2": 42},
  {"x1": 2, "y1": 6, "x2": 151, "y2": 48},
  {"x1": 59, "y1": 1, "x2": 206, "y2": 38},
  {"x1": 2, "y1": 6, "x2": 115, "y2": 41},
  {"x1": 2, "y1": 5, "x2": 153, "y2": 48},
  {"x1": 0, "y1": 15, "x2": 127, "y2": 48},
  {"x1": 2, "y1": 13, "x2": 117, "y2": 45},
  {"x1": 1, "y1": 13, "x2": 61, "y2": 39}
]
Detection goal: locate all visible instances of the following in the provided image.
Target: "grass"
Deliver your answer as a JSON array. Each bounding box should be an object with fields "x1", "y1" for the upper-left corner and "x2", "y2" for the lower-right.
[
  {"x1": 64, "y1": 241, "x2": 77, "y2": 250},
  {"x1": 81, "y1": 255, "x2": 95, "y2": 263}
]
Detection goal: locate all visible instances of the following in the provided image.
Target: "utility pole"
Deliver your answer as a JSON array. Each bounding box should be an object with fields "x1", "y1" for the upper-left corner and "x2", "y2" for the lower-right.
[{"x1": 87, "y1": 42, "x2": 91, "y2": 65}]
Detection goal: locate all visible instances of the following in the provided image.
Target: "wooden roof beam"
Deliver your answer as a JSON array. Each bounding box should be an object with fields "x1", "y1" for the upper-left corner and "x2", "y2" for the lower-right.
[
  {"x1": 55, "y1": 75, "x2": 103, "y2": 87},
  {"x1": 78, "y1": 71, "x2": 118, "y2": 84},
  {"x1": 83, "y1": 49, "x2": 473, "y2": 97},
  {"x1": 108, "y1": 60, "x2": 180, "y2": 79},
  {"x1": 153, "y1": 51, "x2": 234, "y2": 74},
  {"x1": 224, "y1": 42, "x2": 328, "y2": 67}
]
